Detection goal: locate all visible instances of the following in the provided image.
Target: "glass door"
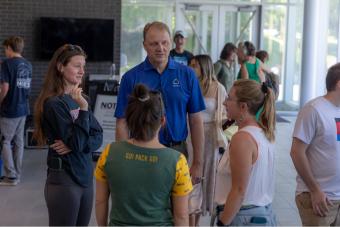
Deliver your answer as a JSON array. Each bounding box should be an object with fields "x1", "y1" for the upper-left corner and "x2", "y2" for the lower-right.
[
  {"x1": 175, "y1": 4, "x2": 219, "y2": 58},
  {"x1": 176, "y1": 3, "x2": 262, "y2": 62}
]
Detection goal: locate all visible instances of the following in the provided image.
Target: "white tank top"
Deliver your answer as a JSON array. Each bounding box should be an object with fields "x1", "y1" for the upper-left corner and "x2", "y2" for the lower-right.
[
  {"x1": 202, "y1": 97, "x2": 217, "y2": 123},
  {"x1": 215, "y1": 126, "x2": 275, "y2": 206}
]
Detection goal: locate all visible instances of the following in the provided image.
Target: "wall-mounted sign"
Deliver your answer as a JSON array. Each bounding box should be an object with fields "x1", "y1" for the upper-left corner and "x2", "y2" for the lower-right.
[{"x1": 94, "y1": 94, "x2": 117, "y2": 154}]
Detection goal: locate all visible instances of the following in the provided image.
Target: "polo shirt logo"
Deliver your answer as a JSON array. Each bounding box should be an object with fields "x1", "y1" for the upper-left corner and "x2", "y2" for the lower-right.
[{"x1": 172, "y1": 78, "x2": 180, "y2": 87}]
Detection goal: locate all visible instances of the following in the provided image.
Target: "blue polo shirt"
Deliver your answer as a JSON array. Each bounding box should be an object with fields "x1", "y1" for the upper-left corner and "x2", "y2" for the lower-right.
[{"x1": 115, "y1": 57, "x2": 205, "y2": 145}]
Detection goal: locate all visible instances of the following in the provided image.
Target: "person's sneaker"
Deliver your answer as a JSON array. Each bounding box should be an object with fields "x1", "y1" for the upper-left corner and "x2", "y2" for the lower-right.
[{"x1": 0, "y1": 177, "x2": 19, "y2": 186}]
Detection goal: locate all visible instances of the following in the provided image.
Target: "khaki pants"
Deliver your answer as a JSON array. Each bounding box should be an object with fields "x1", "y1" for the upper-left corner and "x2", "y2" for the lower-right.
[{"x1": 296, "y1": 192, "x2": 340, "y2": 226}]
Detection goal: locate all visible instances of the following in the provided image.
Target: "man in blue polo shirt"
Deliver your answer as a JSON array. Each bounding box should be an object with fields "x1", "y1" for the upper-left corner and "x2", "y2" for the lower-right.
[{"x1": 115, "y1": 21, "x2": 205, "y2": 182}]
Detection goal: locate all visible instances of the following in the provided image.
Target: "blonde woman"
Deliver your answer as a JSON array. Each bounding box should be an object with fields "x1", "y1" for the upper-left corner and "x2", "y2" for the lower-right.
[
  {"x1": 215, "y1": 79, "x2": 276, "y2": 226},
  {"x1": 189, "y1": 55, "x2": 228, "y2": 226}
]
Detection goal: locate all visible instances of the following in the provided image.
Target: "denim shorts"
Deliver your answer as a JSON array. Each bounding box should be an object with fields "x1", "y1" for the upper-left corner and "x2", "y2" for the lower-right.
[{"x1": 217, "y1": 204, "x2": 277, "y2": 226}]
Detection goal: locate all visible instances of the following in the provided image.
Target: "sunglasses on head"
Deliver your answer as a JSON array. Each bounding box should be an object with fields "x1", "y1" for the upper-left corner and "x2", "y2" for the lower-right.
[
  {"x1": 66, "y1": 44, "x2": 82, "y2": 51},
  {"x1": 56, "y1": 44, "x2": 84, "y2": 62}
]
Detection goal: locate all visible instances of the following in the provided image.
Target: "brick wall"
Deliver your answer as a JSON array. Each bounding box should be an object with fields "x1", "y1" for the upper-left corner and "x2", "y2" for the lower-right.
[{"x1": 0, "y1": 0, "x2": 121, "y2": 113}]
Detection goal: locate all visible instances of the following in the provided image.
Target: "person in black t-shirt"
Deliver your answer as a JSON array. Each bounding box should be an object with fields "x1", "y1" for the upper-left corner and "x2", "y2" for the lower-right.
[
  {"x1": 33, "y1": 44, "x2": 103, "y2": 226},
  {"x1": 170, "y1": 30, "x2": 194, "y2": 66},
  {"x1": 0, "y1": 36, "x2": 32, "y2": 186}
]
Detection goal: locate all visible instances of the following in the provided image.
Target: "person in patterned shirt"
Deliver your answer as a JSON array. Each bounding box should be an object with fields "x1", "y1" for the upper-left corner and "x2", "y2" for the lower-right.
[{"x1": 95, "y1": 84, "x2": 193, "y2": 226}]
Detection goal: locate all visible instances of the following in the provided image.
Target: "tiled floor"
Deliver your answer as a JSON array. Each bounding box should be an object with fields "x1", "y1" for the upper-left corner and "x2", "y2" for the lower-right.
[{"x1": 0, "y1": 115, "x2": 301, "y2": 226}]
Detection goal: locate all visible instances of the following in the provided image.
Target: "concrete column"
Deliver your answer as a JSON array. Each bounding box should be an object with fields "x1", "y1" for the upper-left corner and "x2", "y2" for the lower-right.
[{"x1": 300, "y1": 0, "x2": 329, "y2": 107}]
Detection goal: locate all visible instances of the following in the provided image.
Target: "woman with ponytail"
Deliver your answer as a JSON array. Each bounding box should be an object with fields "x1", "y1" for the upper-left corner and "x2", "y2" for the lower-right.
[
  {"x1": 214, "y1": 79, "x2": 277, "y2": 226},
  {"x1": 95, "y1": 84, "x2": 192, "y2": 226}
]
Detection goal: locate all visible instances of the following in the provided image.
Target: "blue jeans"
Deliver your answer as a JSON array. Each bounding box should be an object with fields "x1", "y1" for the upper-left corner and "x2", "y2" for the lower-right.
[{"x1": 217, "y1": 204, "x2": 277, "y2": 226}]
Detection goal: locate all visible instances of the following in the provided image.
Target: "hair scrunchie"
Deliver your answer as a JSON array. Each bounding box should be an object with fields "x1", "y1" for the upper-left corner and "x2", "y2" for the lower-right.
[{"x1": 138, "y1": 95, "x2": 150, "y2": 102}]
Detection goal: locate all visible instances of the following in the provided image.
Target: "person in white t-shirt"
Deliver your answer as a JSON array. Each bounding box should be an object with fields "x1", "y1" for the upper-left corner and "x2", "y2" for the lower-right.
[
  {"x1": 215, "y1": 79, "x2": 277, "y2": 226},
  {"x1": 291, "y1": 63, "x2": 340, "y2": 226}
]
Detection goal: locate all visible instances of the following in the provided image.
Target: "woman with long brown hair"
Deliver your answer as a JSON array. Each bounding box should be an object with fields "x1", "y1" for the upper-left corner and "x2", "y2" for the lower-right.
[
  {"x1": 189, "y1": 55, "x2": 228, "y2": 226},
  {"x1": 215, "y1": 79, "x2": 276, "y2": 226},
  {"x1": 33, "y1": 44, "x2": 103, "y2": 226}
]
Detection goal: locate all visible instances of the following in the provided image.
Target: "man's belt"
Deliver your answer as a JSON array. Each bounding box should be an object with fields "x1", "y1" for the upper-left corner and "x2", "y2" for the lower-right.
[{"x1": 164, "y1": 141, "x2": 184, "y2": 147}]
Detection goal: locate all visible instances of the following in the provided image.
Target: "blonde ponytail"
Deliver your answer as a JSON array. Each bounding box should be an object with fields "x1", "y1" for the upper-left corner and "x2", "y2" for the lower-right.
[
  {"x1": 258, "y1": 87, "x2": 276, "y2": 142},
  {"x1": 233, "y1": 79, "x2": 276, "y2": 142}
]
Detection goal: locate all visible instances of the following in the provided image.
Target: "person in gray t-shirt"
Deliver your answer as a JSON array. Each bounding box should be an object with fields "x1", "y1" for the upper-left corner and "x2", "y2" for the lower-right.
[{"x1": 291, "y1": 63, "x2": 340, "y2": 226}]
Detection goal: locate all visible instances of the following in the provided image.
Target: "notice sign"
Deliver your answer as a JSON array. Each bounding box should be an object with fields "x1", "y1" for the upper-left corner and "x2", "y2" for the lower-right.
[{"x1": 94, "y1": 94, "x2": 117, "y2": 152}]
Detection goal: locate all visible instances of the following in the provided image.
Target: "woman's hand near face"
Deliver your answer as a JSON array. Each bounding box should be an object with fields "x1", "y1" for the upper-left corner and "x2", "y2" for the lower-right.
[{"x1": 70, "y1": 86, "x2": 88, "y2": 111}]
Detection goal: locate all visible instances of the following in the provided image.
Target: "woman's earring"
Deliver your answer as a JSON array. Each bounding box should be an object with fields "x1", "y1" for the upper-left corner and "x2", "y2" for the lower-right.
[{"x1": 238, "y1": 114, "x2": 244, "y2": 123}]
